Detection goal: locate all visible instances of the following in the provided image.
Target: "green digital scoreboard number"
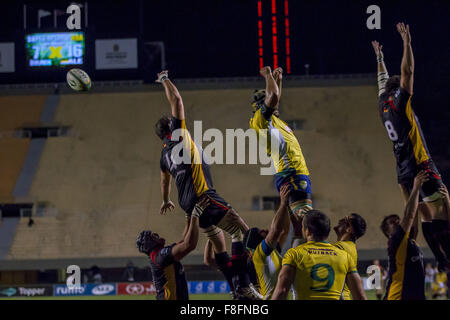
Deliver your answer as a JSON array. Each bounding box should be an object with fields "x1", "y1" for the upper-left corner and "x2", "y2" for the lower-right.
[{"x1": 26, "y1": 32, "x2": 85, "y2": 67}]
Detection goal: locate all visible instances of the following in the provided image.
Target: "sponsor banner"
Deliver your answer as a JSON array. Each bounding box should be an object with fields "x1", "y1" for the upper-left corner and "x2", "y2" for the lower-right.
[
  {"x1": 87, "y1": 283, "x2": 116, "y2": 296},
  {"x1": 0, "y1": 42, "x2": 15, "y2": 73},
  {"x1": 188, "y1": 281, "x2": 230, "y2": 294},
  {"x1": 95, "y1": 38, "x2": 137, "y2": 70},
  {"x1": 0, "y1": 285, "x2": 53, "y2": 297},
  {"x1": 54, "y1": 283, "x2": 117, "y2": 296},
  {"x1": 54, "y1": 284, "x2": 88, "y2": 296},
  {"x1": 117, "y1": 282, "x2": 156, "y2": 295}
]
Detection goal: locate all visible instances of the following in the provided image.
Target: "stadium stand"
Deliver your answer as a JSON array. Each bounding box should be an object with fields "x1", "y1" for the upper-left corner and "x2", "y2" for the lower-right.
[{"x1": 4, "y1": 82, "x2": 428, "y2": 261}]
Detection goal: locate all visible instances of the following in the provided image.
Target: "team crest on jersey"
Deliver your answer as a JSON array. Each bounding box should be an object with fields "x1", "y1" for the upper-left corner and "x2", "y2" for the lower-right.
[{"x1": 299, "y1": 180, "x2": 308, "y2": 190}]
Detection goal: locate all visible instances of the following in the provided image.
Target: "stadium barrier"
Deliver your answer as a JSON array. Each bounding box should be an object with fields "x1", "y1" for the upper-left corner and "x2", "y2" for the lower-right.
[
  {"x1": 0, "y1": 281, "x2": 231, "y2": 297},
  {"x1": 1, "y1": 279, "x2": 372, "y2": 297}
]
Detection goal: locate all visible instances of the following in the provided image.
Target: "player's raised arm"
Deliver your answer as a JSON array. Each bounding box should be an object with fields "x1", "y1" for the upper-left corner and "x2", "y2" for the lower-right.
[
  {"x1": 400, "y1": 171, "x2": 428, "y2": 234},
  {"x1": 273, "y1": 67, "x2": 283, "y2": 105},
  {"x1": 271, "y1": 264, "x2": 295, "y2": 300},
  {"x1": 438, "y1": 184, "x2": 450, "y2": 220},
  {"x1": 172, "y1": 196, "x2": 209, "y2": 261},
  {"x1": 346, "y1": 272, "x2": 367, "y2": 300},
  {"x1": 260, "y1": 66, "x2": 280, "y2": 109},
  {"x1": 371, "y1": 41, "x2": 389, "y2": 96},
  {"x1": 397, "y1": 23, "x2": 414, "y2": 95},
  {"x1": 156, "y1": 70, "x2": 185, "y2": 120},
  {"x1": 265, "y1": 184, "x2": 291, "y2": 248}
]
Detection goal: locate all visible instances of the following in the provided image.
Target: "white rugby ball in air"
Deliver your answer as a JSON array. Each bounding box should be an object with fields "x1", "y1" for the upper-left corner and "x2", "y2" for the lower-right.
[{"x1": 67, "y1": 68, "x2": 92, "y2": 92}]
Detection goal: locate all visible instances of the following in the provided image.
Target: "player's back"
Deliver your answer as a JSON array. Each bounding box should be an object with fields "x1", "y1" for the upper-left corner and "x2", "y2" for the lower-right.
[
  {"x1": 334, "y1": 240, "x2": 358, "y2": 300},
  {"x1": 249, "y1": 103, "x2": 309, "y2": 176},
  {"x1": 283, "y1": 241, "x2": 355, "y2": 300},
  {"x1": 378, "y1": 88, "x2": 430, "y2": 175},
  {"x1": 160, "y1": 117, "x2": 214, "y2": 213},
  {"x1": 149, "y1": 244, "x2": 189, "y2": 300}
]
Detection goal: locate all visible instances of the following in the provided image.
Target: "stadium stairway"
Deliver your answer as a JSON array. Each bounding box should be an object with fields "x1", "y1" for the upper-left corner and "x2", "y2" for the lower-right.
[{"x1": 0, "y1": 94, "x2": 59, "y2": 259}]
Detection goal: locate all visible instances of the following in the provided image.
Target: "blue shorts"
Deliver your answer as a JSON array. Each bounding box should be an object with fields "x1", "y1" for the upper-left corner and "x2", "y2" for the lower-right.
[{"x1": 275, "y1": 171, "x2": 312, "y2": 203}]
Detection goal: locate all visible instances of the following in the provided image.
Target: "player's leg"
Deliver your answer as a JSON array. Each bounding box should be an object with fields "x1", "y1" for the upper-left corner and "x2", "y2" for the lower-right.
[
  {"x1": 201, "y1": 226, "x2": 236, "y2": 297},
  {"x1": 400, "y1": 181, "x2": 449, "y2": 271},
  {"x1": 215, "y1": 208, "x2": 258, "y2": 298},
  {"x1": 276, "y1": 174, "x2": 313, "y2": 217},
  {"x1": 420, "y1": 161, "x2": 450, "y2": 270}
]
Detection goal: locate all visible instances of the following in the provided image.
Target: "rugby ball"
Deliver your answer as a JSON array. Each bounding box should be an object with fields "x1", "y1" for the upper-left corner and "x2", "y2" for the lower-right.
[{"x1": 66, "y1": 68, "x2": 92, "y2": 92}]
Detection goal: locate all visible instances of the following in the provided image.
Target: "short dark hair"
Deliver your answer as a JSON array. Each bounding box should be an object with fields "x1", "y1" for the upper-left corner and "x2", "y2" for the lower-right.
[
  {"x1": 385, "y1": 75, "x2": 400, "y2": 96},
  {"x1": 349, "y1": 213, "x2": 367, "y2": 240},
  {"x1": 304, "y1": 210, "x2": 330, "y2": 241},
  {"x1": 380, "y1": 214, "x2": 399, "y2": 237},
  {"x1": 155, "y1": 116, "x2": 171, "y2": 140},
  {"x1": 243, "y1": 227, "x2": 264, "y2": 251}
]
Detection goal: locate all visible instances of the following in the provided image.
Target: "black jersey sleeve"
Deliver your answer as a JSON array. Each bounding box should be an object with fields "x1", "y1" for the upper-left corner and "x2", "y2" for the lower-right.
[
  {"x1": 154, "y1": 244, "x2": 176, "y2": 268},
  {"x1": 160, "y1": 151, "x2": 168, "y2": 172},
  {"x1": 388, "y1": 225, "x2": 407, "y2": 255},
  {"x1": 395, "y1": 87, "x2": 412, "y2": 112},
  {"x1": 170, "y1": 117, "x2": 184, "y2": 131}
]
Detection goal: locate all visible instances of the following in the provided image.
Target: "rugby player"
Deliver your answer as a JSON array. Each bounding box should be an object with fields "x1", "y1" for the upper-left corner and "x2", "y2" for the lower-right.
[
  {"x1": 272, "y1": 210, "x2": 367, "y2": 300},
  {"x1": 381, "y1": 170, "x2": 429, "y2": 300},
  {"x1": 155, "y1": 70, "x2": 259, "y2": 299},
  {"x1": 242, "y1": 184, "x2": 291, "y2": 299},
  {"x1": 136, "y1": 196, "x2": 209, "y2": 300},
  {"x1": 333, "y1": 213, "x2": 367, "y2": 300},
  {"x1": 250, "y1": 67, "x2": 312, "y2": 216},
  {"x1": 372, "y1": 23, "x2": 450, "y2": 271}
]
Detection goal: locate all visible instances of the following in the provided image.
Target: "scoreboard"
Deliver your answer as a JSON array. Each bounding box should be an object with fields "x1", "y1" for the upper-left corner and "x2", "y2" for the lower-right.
[{"x1": 25, "y1": 32, "x2": 85, "y2": 67}]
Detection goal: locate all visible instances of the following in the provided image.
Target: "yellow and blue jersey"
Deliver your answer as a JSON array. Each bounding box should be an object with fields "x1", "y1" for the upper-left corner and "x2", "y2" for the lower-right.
[
  {"x1": 334, "y1": 240, "x2": 358, "y2": 300},
  {"x1": 249, "y1": 103, "x2": 309, "y2": 176},
  {"x1": 252, "y1": 239, "x2": 283, "y2": 299},
  {"x1": 282, "y1": 241, "x2": 357, "y2": 300}
]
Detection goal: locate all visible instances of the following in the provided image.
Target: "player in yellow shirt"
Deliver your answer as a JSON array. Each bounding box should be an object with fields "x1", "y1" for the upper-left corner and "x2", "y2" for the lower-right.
[
  {"x1": 272, "y1": 210, "x2": 366, "y2": 300},
  {"x1": 250, "y1": 66, "x2": 312, "y2": 216},
  {"x1": 243, "y1": 184, "x2": 291, "y2": 299},
  {"x1": 333, "y1": 213, "x2": 367, "y2": 300}
]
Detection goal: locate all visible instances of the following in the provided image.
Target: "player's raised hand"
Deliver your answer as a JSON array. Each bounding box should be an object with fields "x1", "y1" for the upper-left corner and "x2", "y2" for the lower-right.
[
  {"x1": 260, "y1": 66, "x2": 272, "y2": 77},
  {"x1": 160, "y1": 200, "x2": 175, "y2": 215},
  {"x1": 273, "y1": 67, "x2": 283, "y2": 81},
  {"x1": 413, "y1": 170, "x2": 429, "y2": 189},
  {"x1": 279, "y1": 183, "x2": 291, "y2": 206},
  {"x1": 438, "y1": 184, "x2": 449, "y2": 200},
  {"x1": 156, "y1": 70, "x2": 169, "y2": 83},
  {"x1": 397, "y1": 22, "x2": 411, "y2": 44},
  {"x1": 371, "y1": 40, "x2": 383, "y2": 59},
  {"x1": 192, "y1": 195, "x2": 210, "y2": 218}
]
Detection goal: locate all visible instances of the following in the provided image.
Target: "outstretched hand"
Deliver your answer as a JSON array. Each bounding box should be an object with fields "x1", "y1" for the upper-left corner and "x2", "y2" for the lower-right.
[
  {"x1": 413, "y1": 170, "x2": 429, "y2": 189},
  {"x1": 371, "y1": 40, "x2": 383, "y2": 59},
  {"x1": 156, "y1": 70, "x2": 169, "y2": 83},
  {"x1": 160, "y1": 200, "x2": 175, "y2": 215},
  {"x1": 279, "y1": 183, "x2": 291, "y2": 206},
  {"x1": 397, "y1": 22, "x2": 411, "y2": 44},
  {"x1": 273, "y1": 67, "x2": 283, "y2": 81}
]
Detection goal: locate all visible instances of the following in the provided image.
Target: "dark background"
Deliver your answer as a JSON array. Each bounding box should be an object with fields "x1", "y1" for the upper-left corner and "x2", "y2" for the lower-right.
[{"x1": 0, "y1": 0, "x2": 448, "y2": 180}]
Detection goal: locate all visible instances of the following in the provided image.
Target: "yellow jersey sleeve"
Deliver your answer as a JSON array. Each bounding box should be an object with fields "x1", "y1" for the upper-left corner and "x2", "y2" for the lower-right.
[
  {"x1": 282, "y1": 247, "x2": 304, "y2": 269},
  {"x1": 347, "y1": 253, "x2": 358, "y2": 274},
  {"x1": 249, "y1": 108, "x2": 269, "y2": 131}
]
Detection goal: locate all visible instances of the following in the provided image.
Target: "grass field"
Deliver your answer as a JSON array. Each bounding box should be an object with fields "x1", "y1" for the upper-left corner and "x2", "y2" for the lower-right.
[{"x1": 0, "y1": 291, "x2": 380, "y2": 300}]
